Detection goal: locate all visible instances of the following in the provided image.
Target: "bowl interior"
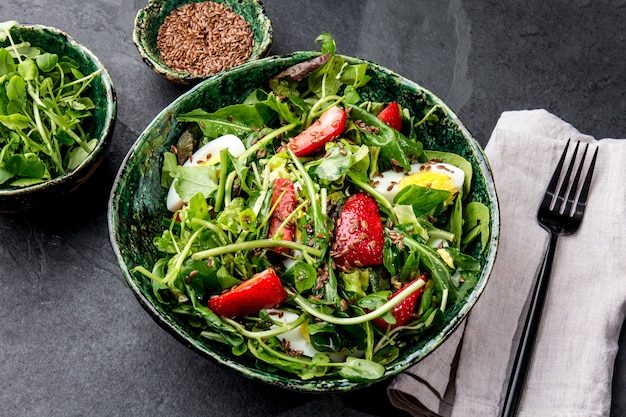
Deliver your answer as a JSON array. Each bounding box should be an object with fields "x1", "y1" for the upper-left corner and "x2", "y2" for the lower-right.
[
  {"x1": 134, "y1": 0, "x2": 273, "y2": 83},
  {"x1": 109, "y1": 52, "x2": 499, "y2": 392},
  {"x1": 0, "y1": 24, "x2": 116, "y2": 208}
]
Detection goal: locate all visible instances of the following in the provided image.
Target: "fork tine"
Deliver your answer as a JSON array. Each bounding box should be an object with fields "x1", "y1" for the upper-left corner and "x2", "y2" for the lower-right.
[
  {"x1": 563, "y1": 143, "x2": 589, "y2": 215},
  {"x1": 540, "y1": 139, "x2": 570, "y2": 210},
  {"x1": 573, "y1": 145, "x2": 598, "y2": 216},
  {"x1": 552, "y1": 141, "x2": 580, "y2": 213}
]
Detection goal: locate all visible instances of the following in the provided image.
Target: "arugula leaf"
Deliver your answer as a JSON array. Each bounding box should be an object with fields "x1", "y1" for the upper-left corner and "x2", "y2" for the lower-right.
[
  {"x1": 400, "y1": 233, "x2": 454, "y2": 302},
  {"x1": 440, "y1": 247, "x2": 481, "y2": 300},
  {"x1": 186, "y1": 285, "x2": 244, "y2": 350},
  {"x1": 307, "y1": 322, "x2": 342, "y2": 352},
  {"x1": 178, "y1": 104, "x2": 273, "y2": 139},
  {"x1": 447, "y1": 195, "x2": 463, "y2": 249},
  {"x1": 347, "y1": 103, "x2": 423, "y2": 171},
  {"x1": 394, "y1": 184, "x2": 450, "y2": 217},
  {"x1": 260, "y1": 91, "x2": 301, "y2": 124},
  {"x1": 462, "y1": 201, "x2": 491, "y2": 253}
]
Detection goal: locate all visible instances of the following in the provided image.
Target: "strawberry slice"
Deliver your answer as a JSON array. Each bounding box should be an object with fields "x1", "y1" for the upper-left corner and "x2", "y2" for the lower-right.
[
  {"x1": 207, "y1": 269, "x2": 287, "y2": 318},
  {"x1": 268, "y1": 177, "x2": 296, "y2": 254},
  {"x1": 373, "y1": 276, "x2": 426, "y2": 330},
  {"x1": 285, "y1": 106, "x2": 347, "y2": 156},
  {"x1": 331, "y1": 192, "x2": 384, "y2": 269},
  {"x1": 378, "y1": 101, "x2": 403, "y2": 131}
]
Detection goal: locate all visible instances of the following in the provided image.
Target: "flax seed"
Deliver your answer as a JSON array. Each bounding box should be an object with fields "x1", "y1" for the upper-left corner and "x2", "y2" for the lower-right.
[{"x1": 156, "y1": 1, "x2": 254, "y2": 76}]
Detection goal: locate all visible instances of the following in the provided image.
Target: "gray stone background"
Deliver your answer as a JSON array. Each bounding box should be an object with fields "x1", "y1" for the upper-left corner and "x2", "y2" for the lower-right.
[{"x1": 1, "y1": 1, "x2": 625, "y2": 416}]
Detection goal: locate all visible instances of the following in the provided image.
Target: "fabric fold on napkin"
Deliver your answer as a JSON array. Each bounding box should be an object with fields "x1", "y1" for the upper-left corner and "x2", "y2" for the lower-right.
[{"x1": 388, "y1": 109, "x2": 626, "y2": 417}]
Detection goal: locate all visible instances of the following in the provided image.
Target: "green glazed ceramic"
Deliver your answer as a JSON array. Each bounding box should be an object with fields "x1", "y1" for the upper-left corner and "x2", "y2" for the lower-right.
[
  {"x1": 0, "y1": 24, "x2": 116, "y2": 214},
  {"x1": 108, "y1": 52, "x2": 499, "y2": 392},
  {"x1": 133, "y1": 0, "x2": 273, "y2": 85}
]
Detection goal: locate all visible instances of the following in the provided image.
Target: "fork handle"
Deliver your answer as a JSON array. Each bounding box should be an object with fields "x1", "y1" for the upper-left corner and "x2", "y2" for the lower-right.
[{"x1": 500, "y1": 232, "x2": 559, "y2": 417}]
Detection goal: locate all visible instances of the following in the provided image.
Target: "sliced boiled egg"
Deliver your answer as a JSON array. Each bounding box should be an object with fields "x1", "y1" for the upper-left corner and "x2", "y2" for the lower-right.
[
  {"x1": 166, "y1": 134, "x2": 246, "y2": 212},
  {"x1": 372, "y1": 161, "x2": 465, "y2": 204},
  {"x1": 267, "y1": 309, "x2": 321, "y2": 358},
  {"x1": 267, "y1": 308, "x2": 364, "y2": 361}
]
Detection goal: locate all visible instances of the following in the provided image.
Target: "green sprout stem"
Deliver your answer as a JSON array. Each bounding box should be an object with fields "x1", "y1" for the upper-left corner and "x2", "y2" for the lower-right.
[
  {"x1": 191, "y1": 239, "x2": 322, "y2": 260},
  {"x1": 346, "y1": 171, "x2": 397, "y2": 224},
  {"x1": 164, "y1": 228, "x2": 204, "y2": 284},
  {"x1": 238, "y1": 122, "x2": 298, "y2": 162},
  {"x1": 288, "y1": 278, "x2": 425, "y2": 326},
  {"x1": 306, "y1": 95, "x2": 345, "y2": 127},
  {"x1": 222, "y1": 313, "x2": 306, "y2": 339},
  {"x1": 414, "y1": 104, "x2": 445, "y2": 128},
  {"x1": 213, "y1": 148, "x2": 230, "y2": 213}
]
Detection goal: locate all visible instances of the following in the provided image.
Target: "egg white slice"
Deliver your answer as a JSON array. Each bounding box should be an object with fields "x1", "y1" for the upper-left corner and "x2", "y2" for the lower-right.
[
  {"x1": 166, "y1": 134, "x2": 245, "y2": 212},
  {"x1": 267, "y1": 309, "x2": 364, "y2": 361},
  {"x1": 267, "y1": 309, "x2": 321, "y2": 358}
]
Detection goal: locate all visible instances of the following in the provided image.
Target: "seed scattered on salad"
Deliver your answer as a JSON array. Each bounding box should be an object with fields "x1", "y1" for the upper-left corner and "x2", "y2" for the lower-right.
[{"x1": 156, "y1": 1, "x2": 254, "y2": 76}]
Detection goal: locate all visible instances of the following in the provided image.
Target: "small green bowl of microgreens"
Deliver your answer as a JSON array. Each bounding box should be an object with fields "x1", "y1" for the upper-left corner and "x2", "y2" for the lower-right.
[{"x1": 0, "y1": 21, "x2": 116, "y2": 213}]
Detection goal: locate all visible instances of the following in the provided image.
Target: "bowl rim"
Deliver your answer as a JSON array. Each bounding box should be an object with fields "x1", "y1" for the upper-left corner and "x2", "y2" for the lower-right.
[
  {"x1": 108, "y1": 51, "x2": 500, "y2": 392},
  {"x1": 0, "y1": 23, "x2": 117, "y2": 197},
  {"x1": 132, "y1": 0, "x2": 274, "y2": 84}
]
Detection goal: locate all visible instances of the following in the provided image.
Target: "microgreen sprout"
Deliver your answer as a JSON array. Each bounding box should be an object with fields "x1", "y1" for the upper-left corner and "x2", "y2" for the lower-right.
[{"x1": 0, "y1": 20, "x2": 102, "y2": 187}]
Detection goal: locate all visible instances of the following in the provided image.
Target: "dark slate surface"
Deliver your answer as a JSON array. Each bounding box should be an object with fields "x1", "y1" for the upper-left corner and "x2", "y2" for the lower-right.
[{"x1": 1, "y1": 1, "x2": 625, "y2": 416}]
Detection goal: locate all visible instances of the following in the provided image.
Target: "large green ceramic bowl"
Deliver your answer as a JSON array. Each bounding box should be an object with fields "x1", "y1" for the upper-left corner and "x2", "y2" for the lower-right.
[
  {"x1": 0, "y1": 23, "x2": 116, "y2": 213},
  {"x1": 133, "y1": 0, "x2": 273, "y2": 85},
  {"x1": 108, "y1": 52, "x2": 499, "y2": 392}
]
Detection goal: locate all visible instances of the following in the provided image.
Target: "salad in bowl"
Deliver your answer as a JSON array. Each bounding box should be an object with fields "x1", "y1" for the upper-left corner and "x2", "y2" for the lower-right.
[{"x1": 109, "y1": 33, "x2": 498, "y2": 391}]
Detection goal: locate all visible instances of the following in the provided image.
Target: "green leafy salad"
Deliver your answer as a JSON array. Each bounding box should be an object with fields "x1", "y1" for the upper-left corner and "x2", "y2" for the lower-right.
[
  {"x1": 0, "y1": 21, "x2": 101, "y2": 188},
  {"x1": 134, "y1": 33, "x2": 491, "y2": 382}
]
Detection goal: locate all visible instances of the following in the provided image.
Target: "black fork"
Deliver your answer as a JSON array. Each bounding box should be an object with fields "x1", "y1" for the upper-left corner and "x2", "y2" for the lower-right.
[{"x1": 500, "y1": 140, "x2": 599, "y2": 417}]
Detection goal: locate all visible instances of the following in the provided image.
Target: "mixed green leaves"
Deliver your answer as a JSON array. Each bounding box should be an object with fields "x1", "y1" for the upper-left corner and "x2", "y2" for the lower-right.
[
  {"x1": 0, "y1": 21, "x2": 101, "y2": 188},
  {"x1": 133, "y1": 33, "x2": 491, "y2": 383}
]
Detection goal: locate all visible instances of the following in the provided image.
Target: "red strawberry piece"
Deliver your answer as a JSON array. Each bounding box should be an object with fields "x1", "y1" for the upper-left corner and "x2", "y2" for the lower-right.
[
  {"x1": 207, "y1": 269, "x2": 287, "y2": 318},
  {"x1": 268, "y1": 177, "x2": 296, "y2": 254},
  {"x1": 331, "y1": 192, "x2": 384, "y2": 268},
  {"x1": 285, "y1": 106, "x2": 347, "y2": 156},
  {"x1": 373, "y1": 276, "x2": 426, "y2": 330},
  {"x1": 377, "y1": 101, "x2": 403, "y2": 131}
]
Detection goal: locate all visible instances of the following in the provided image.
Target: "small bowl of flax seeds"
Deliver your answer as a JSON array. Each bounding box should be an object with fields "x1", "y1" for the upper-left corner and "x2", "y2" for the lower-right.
[{"x1": 133, "y1": 0, "x2": 273, "y2": 85}]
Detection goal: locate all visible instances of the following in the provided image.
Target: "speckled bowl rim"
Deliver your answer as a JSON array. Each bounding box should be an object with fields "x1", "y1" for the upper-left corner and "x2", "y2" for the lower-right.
[
  {"x1": 133, "y1": 0, "x2": 273, "y2": 85},
  {"x1": 108, "y1": 51, "x2": 500, "y2": 392},
  {"x1": 0, "y1": 24, "x2": 117, "y2": 200}
]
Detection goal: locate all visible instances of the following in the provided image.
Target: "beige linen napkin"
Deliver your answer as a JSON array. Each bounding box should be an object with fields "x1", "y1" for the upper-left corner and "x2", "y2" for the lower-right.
[{"x1": 388, "y1": 109, "x2": 626, "y2": 417}]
